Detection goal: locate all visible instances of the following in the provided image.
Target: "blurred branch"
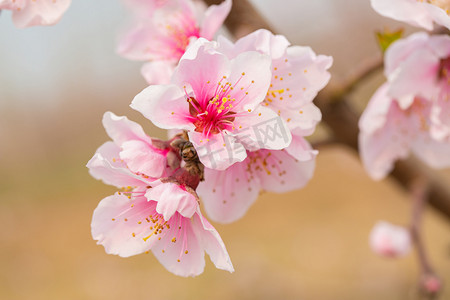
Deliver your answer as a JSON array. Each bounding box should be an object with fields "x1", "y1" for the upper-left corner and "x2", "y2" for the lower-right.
[{"x1": 203, "y1": 0, "x2": 450, "y2": 220}]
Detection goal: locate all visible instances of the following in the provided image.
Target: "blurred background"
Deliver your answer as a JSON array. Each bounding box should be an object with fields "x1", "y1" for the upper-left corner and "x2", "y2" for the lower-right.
[{"x1": 0, "y1": 0, "x2": 449, "y2": 299}]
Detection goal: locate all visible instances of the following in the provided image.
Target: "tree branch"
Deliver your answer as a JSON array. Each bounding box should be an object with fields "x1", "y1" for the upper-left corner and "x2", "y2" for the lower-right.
[{"x1": 203, "y1": 0, "x2": 450, "y2": 220}]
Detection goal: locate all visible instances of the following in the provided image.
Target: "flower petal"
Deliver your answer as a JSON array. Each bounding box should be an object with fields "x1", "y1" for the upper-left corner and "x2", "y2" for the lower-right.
[
  {"x1": 370, "y1": 0, "x2": 435, "y2": 30},
  {"x1": 359, "y1": 87, "x2": 413, "y2": 180},
  {"x1": 199, "y1": 0, "x2": 232, "y2": 40},
  {"x1": 256, "y1": 149, "x2": 315, "y2": 194},
  {"x1": 220, "y1": 29, "x2": 290, "y2": 60},
  {"x1": 141, "y1": 61, "x2": 176, "y2": 85},
  {"x1": 147, "y1": 183, "x2": 198, "y2": 220},
  {"x1": 412, "y1": 134, "x2": 450, "y2": 169},
  {"x1": 120, "y1": 140, "x2": 167, "y2": 179},
  {"x1": 233, "y1": 106, "x2": 292, "y2": 151},
  {"x1": 91, "y1": 194, "x2": 156, "y2": 257},
  {"x1": 197, "y1": 158, "x2": 260, "y2": 223},
  {"x1": 102, "y1": 111, "x2": 152, "y2": 146},
  {"x1": 11, "y1": 0, "x2": 71, "y2": 28},
  {"x1": 174, "y1": 42, "x2": 231, "y2": 106},
  {"x1": 151, "y1": 215, "x2": 205, "y2": 277},
  {"x1": 131, "y1": 84, "x2": 193, "y2": 130},
  {"x1": 87, "y1": 142, "x2": 149, "y2": 188},
  {"x1": 226, "y1": 51, "x2": 273, "y2": 112},
  {"x1": 191, "y1": 211, "x2": 234, "y2": 272},
  {"x1": 188, "y1": 131, "x2": 247, "y2": 170}
]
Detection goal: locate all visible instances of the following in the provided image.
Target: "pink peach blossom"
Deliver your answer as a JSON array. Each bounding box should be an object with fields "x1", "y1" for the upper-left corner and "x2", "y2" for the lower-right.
[
  {"x1": 131, "y1": 38, "x2": 292, "y2": 170},
  {"x1": 369, "y1": 221, "x2": 412, "y2": 258},
  {"x1": 371, "y1": 0, "x2": 450, "y2": 30},
  {"x1": 88, "y1": 112, "x2": 233, "y2": 276},
  {"x1": 118, "y1": 0, "x2": 232, "y2": 84},
  {"x1": 191, "y1": 30, "x2": 330, "y2": 222},
  {"x1": 0, "y1": 0, "x2": 71, "y2": 28},
  {"x1": 359, "y1": 32, "x2": 450, "y2": 180},
  {"x1": 91, "y1": 181, "x2": 234, "y2": 277}
]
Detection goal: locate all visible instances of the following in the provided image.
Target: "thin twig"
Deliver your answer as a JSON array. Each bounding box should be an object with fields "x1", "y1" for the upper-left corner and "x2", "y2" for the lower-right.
[{"x1": 409, "y1": 178, "x2": 442, "y2": 299}]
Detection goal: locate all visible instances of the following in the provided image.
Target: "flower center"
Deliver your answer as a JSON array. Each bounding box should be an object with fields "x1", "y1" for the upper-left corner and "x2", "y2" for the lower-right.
[
  {"x1": 165, "y1": 13, "x2": 200, "y2": 59},
  {"x1": 188, "y1": 96, "x2": 236, "y2": 135},
  {"x1": 440, "y1": 57, "x2": 450, "y2": 82},
  {"x1": 184, "y1": 74, "x2": 253, "y2": 136}
]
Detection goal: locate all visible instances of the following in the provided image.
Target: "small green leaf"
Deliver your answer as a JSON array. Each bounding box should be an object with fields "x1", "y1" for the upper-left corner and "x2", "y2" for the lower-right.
[{"x1": 376, "y1": 28, "x2": 404, "y2": 53}]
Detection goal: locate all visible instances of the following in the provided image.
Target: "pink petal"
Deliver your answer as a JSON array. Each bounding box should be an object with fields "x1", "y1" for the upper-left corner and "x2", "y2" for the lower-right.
[
  {"x1": 188, "y1": 131, "x2": 247, "y2": 170},
  {"x1": 197, "y1": 159, "x2": 260, "y2": 223},
  {"x1": 87, "y1": 142, "x2": 150, "y2": 188},
  {"x1": 369, "y1": 221, "x2": 411, "y2": 258},
  {"x1": 387, "y1": 47, "x2": 440, "y2": 109},
  {"x1": 191, "y1": 211, "x2": 234, "y2": 272},
  {"x1": 218, "y1": 29, "x2": 290, "y2": 60},
  {"x1": 91, "y1": 193, "x2": 156, "y2": 257},
  {"x1": 146, "y1": 183, "x2": 198, "y2": 220},
  {"x1": 102, "y1": 111, "x2": 152, "y2": 146},
  {"x1": 233, "y1": 106, "x2": 292, "y2": 151},
  {"x1": 370, "y1": 0, "x2": 435, "y2": 30},
  {"x1": 358, "y1": 83, "x2": 393, "y2": 135},
  {"x1": 359, "y1": 85, "x2": 413, "y2": 180},
  {"x1": 412, "y1": 134, "x2": 450, "y2": 169},
  {"x1": 141, "y1": 61, "x2": 176, "y2": 85},
  {"x1": 430, "y1": 87, "x2": 450, "y2": 141},
  {"x1": 199, "y1": 0, "x2": 232, "y2": 40},
  {"x1": 226, "y1": 51, "x2": 273, "y2": 112},
  {"x1": 426, "y1": 2, "x2": 450, "y2": 30},
  {"x1": 285, "y1": 133, "x2": 318, "y2": 162},
  {"x1": 131, "y1": 84, "x2": 193, "y2": 130},
  {"x1": 117, "y1": 22, "x2": 160, "y2": 61},
  {"x1": 173, "y1": 43, "x2": 232, "y2": 105},
  {"x1": 151, "y1": 214, "x2": 205, "y2": 277},
  {"x1": 277, "y1": 102, "x2": 322, "y2": 136},
  {"x1": 11, "y1": 0, "x2": 71, "y2": 28},
  {"x1": 120, "y1": 140, "x2": 167, "y2": 179},
  {"x1": 250, "y1": 149, "x2": 315, "y2": 194},
  {"x1": 278, "y1": 45, "x2": 332, "y2": 107}
]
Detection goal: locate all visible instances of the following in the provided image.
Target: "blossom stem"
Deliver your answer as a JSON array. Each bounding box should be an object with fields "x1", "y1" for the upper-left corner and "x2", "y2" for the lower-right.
[
  {"x1": 409, "y1": 178, "x2": 441, "y2": 299},
  {"x1": 202, "y1": 0, "x2": 450, "y2": 220}
]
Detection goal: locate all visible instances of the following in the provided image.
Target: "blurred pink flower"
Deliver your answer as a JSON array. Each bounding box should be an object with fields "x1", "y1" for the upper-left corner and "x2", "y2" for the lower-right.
[
  {"x1": 192, "y1": 30, "x2": 331, "y2": 222},
  {"x1": 91, "y1": 182, "x2": 234, "y2": 277},
  {"x1": 118, "y1": 0, "x2": 232, "y2": 84},
  {"x1": 369, "y1": 221, "x2": 412, "y2": 258},
  {"x1": 131, "y1": 38, "x2": 292, "y2": 170},
  {"x1": 0, "y1": 0, "x2": 71, "y2": 28},
  {"x1": 371, "y1": 0, "x2": 450, "y2": 30},
  {"x1": 359, "y1": 32, "x2": 450, "y2": 180}
]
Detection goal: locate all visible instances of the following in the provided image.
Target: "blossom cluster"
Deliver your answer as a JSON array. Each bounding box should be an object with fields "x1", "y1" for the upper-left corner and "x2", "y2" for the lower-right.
[
  {"x1": 87, "y1": 0, "x2": 332, "y2": 276},
  {"x1": 365, "y1": 0, "x2": 450, "y2": 259},
  {"x1": 361, "y1": 0, "x2": 450, "y2": 180}
]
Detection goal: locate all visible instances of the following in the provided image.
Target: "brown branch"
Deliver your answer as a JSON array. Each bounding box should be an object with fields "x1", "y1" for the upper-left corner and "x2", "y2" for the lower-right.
[{"x1": 203, "y1": 0, "x2": 450, "y2": 220}]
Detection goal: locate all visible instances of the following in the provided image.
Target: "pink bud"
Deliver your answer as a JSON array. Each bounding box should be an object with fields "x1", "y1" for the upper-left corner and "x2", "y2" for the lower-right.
[
  {"x1": 369, "y1": 221, "x2": 412, "y2": 258},
  {"x1": 421, "y1": 274, "x2": 442, "y2": 296}
]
